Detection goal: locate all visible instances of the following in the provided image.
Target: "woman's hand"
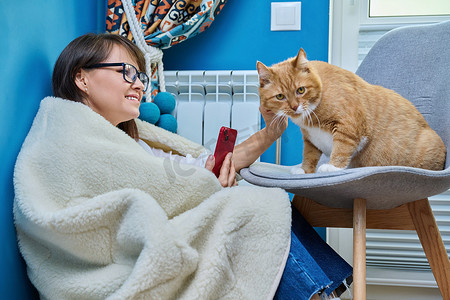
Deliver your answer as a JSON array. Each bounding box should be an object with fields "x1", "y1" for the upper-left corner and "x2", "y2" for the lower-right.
[
  {"x1": 205, "y1": 153, "x2": 237, "y2": 187},
  {"x1": 260, "y1": 106, "x2": 288, "y2": 139}
]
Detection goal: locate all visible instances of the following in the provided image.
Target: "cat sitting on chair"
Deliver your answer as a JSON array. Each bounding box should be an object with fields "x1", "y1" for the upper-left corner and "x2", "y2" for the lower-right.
[{"x1": 257, "y1": 48, "x2": 446, "y2": 174}]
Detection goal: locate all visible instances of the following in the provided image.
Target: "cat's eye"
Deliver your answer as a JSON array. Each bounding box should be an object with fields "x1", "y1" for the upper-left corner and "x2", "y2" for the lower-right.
[
  {"x1": 275, "y1": 94, "x2": 285, "y2": 100},
  {"x1": 297, "y1": 87, "x2": 306, "y2": 94}
]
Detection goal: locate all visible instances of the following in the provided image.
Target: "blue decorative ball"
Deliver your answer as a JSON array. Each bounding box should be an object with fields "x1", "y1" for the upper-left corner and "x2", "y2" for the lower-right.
[
  {"x1": 153, "y1": 92, "x2": 176, "y2": 114},
  {"x1": 156, "y1": 114, "x2": 177, "y2": 133},
  {"x1": 138, "y1": 102, "x2": 160, "y2": 124}
]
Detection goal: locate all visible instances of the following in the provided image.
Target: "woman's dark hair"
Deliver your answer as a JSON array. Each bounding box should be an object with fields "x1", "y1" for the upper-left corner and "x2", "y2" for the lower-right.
[{"x1": 52, "y1": 33, "x2": 146, "y2": 140}]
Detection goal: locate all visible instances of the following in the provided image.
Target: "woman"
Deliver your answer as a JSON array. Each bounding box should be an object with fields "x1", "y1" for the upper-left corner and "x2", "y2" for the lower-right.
[{"x1": 14, "y1": 33, "x2": 351, "y2": 299}]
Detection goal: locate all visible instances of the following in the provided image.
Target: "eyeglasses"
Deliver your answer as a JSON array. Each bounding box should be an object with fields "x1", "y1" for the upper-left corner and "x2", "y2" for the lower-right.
[{"x1": 85, "y1": 62, "x2": 149, "y2": 92}]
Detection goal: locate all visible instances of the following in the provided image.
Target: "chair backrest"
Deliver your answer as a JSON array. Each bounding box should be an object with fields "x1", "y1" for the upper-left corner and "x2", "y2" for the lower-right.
[{"x1": 356, "y1": 21, "x2": 450, "y2": 169}]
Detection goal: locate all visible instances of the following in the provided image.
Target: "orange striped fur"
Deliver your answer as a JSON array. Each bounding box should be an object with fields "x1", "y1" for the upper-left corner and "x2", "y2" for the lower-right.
[{"x1": 257, "y1": 49, "x2": 446, "y2": 173}]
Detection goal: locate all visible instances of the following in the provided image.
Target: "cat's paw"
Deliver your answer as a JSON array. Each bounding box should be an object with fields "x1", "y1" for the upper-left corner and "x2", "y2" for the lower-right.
[
  {"x1": 317, "y1": 163, "x2": 344, "y2": 173},
  {"x1": 290, "y1": 164, "x2": 306, "y2": 174}
]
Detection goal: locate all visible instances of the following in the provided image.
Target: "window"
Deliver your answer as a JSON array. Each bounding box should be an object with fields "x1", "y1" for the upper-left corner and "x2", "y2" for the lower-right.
[
  {"x1": 358, "y1": 0, "x2": 450, "y2": 67},
  {"x1": 329, "y1": 0, "x2": 450, "y2": 73},
  {"x1": 369, "y1": 0, "x2": 450, "y2": 17}
]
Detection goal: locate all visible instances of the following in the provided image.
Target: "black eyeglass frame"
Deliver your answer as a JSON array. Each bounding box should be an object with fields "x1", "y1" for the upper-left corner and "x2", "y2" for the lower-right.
[{"x1": 84, "y1": 62, "x2": 149, "y2": 92}]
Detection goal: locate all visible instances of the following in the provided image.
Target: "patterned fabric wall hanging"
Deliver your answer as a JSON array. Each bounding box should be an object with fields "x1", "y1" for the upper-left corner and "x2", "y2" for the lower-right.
[{"x1": 106, "y1": 0, "x2": 228, "y2": 99}]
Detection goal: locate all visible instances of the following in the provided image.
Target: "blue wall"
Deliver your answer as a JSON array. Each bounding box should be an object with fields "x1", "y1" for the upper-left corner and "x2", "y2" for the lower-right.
[
  {"x1": 164, "y1": 0, "x2": 330, "y2": 165},
  {"x1": 0, "y1": 1, "x2": 105, "y2": 297}
]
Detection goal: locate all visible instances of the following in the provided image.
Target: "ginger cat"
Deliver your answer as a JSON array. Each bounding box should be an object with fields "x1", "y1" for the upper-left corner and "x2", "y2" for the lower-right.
[{"x1": 257, "y1": 49, "x2": 446, "y2": 174}]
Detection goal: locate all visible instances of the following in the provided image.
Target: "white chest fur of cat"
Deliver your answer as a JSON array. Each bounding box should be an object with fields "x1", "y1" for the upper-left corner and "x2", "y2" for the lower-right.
[
  {"x1": 290, "y1": 123, "x2": 368, "y2": 174},
  {"x1": 302, "y1": 126, "x2": 333, "y2": 156},
  {"x1": 290, "y1": 124, "x2": 335, "y2": 174}
]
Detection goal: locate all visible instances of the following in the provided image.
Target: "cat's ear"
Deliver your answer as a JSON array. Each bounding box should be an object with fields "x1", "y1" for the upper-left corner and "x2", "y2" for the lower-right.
[
  {"x1": 294, "y1": 48, "x2": 309, "y2": 72},
  {"x1": 257, "y1": 61, "x2": 271, "y2": 87}
]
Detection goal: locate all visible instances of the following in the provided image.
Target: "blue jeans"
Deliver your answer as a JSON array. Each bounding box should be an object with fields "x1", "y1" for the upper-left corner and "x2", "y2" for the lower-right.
[{"x1": 274, "y1": 206, "x2": 353, "y2": 300}]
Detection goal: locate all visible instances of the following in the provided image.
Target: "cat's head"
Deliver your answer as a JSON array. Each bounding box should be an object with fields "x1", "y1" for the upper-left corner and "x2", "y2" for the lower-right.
[{"x1": 257, "y1": 49, "x2": 322, "y2": 122}]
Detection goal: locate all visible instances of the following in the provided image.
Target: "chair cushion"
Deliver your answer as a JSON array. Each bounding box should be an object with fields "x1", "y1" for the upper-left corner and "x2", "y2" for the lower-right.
[{"x1": 241, "y1": 162, "x2": 450, "y2": 209}]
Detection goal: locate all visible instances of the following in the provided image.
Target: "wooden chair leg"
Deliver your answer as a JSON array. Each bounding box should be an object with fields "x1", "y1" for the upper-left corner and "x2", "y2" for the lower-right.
[
  {"x1": 353, "y1": 198, "x2": 367, "y2": 300},
  {"x1": 407, "y1": 198, "x2": 450, "y2": 300}
]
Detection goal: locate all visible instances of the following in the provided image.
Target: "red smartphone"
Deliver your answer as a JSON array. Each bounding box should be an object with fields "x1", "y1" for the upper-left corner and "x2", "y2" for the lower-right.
[{"x1": 212, "y1": 126, "x2": 237, "y2": 177}]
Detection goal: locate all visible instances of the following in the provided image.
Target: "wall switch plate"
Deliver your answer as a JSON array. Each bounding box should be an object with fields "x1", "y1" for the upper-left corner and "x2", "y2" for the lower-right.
[{"x1": 271, "y1": 2, "x2": 301, "y2": 31}]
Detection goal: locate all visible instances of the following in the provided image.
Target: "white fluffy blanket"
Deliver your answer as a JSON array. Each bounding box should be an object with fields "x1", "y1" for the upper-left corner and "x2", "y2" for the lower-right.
[{"x1": 14, "y1": 97, "x2": 291, "y2": 300}]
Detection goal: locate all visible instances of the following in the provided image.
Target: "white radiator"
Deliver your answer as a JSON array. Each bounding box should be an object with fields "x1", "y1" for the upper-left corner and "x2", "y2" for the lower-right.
[{"x1": 164, "y1": 70, "x2": 261, "y2": 153}]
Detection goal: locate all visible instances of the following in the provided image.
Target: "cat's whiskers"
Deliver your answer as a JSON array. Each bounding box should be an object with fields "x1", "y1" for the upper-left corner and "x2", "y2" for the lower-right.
[
  {"x1": 302, "y1": 110, "x2": 310, "y2": 126},
  {"x1": 299, "y1": 114, "x2": 306, "y2": 125},
  {"x1": 303, "y1": 106, "x2": 314, "y2": 127},
  {"x1": 270, "y1": 111, "x2": 288, "y2": 129},
  {"x1": 297, "y1": 105, "x2": 309, "y2": 126},
  {"x1": 309, "y1": 109, "x2": 321, "y2": 129},
  {"x1": 307, "y1": 111, "x2": 314, "y2": 127},
  {"x1": 280, "y1": 112, "x2": 289, "y2": 127}
]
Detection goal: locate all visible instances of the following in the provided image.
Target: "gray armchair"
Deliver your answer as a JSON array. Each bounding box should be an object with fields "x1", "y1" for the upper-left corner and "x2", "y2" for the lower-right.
[{"x1": 241, "y1": 21, "x2": 450, "y2": 299}]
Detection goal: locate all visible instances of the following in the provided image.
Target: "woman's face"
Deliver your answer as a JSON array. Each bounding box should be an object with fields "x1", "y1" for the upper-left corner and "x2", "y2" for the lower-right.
[{"x1": 77, "y1": 44, "x2": 145, "y2": 126}]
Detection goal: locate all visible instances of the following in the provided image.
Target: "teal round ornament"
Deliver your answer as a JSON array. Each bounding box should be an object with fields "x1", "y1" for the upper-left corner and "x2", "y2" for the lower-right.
[
  {"x1": 156, "y1": 114, "x2": 177, "y2": 133},
  {"x1": 153, "y1": 92, "x2": 176, "y2": 114},
  {"x1": 138, "y1": 102, "x2": 160, "y2": 124}
]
